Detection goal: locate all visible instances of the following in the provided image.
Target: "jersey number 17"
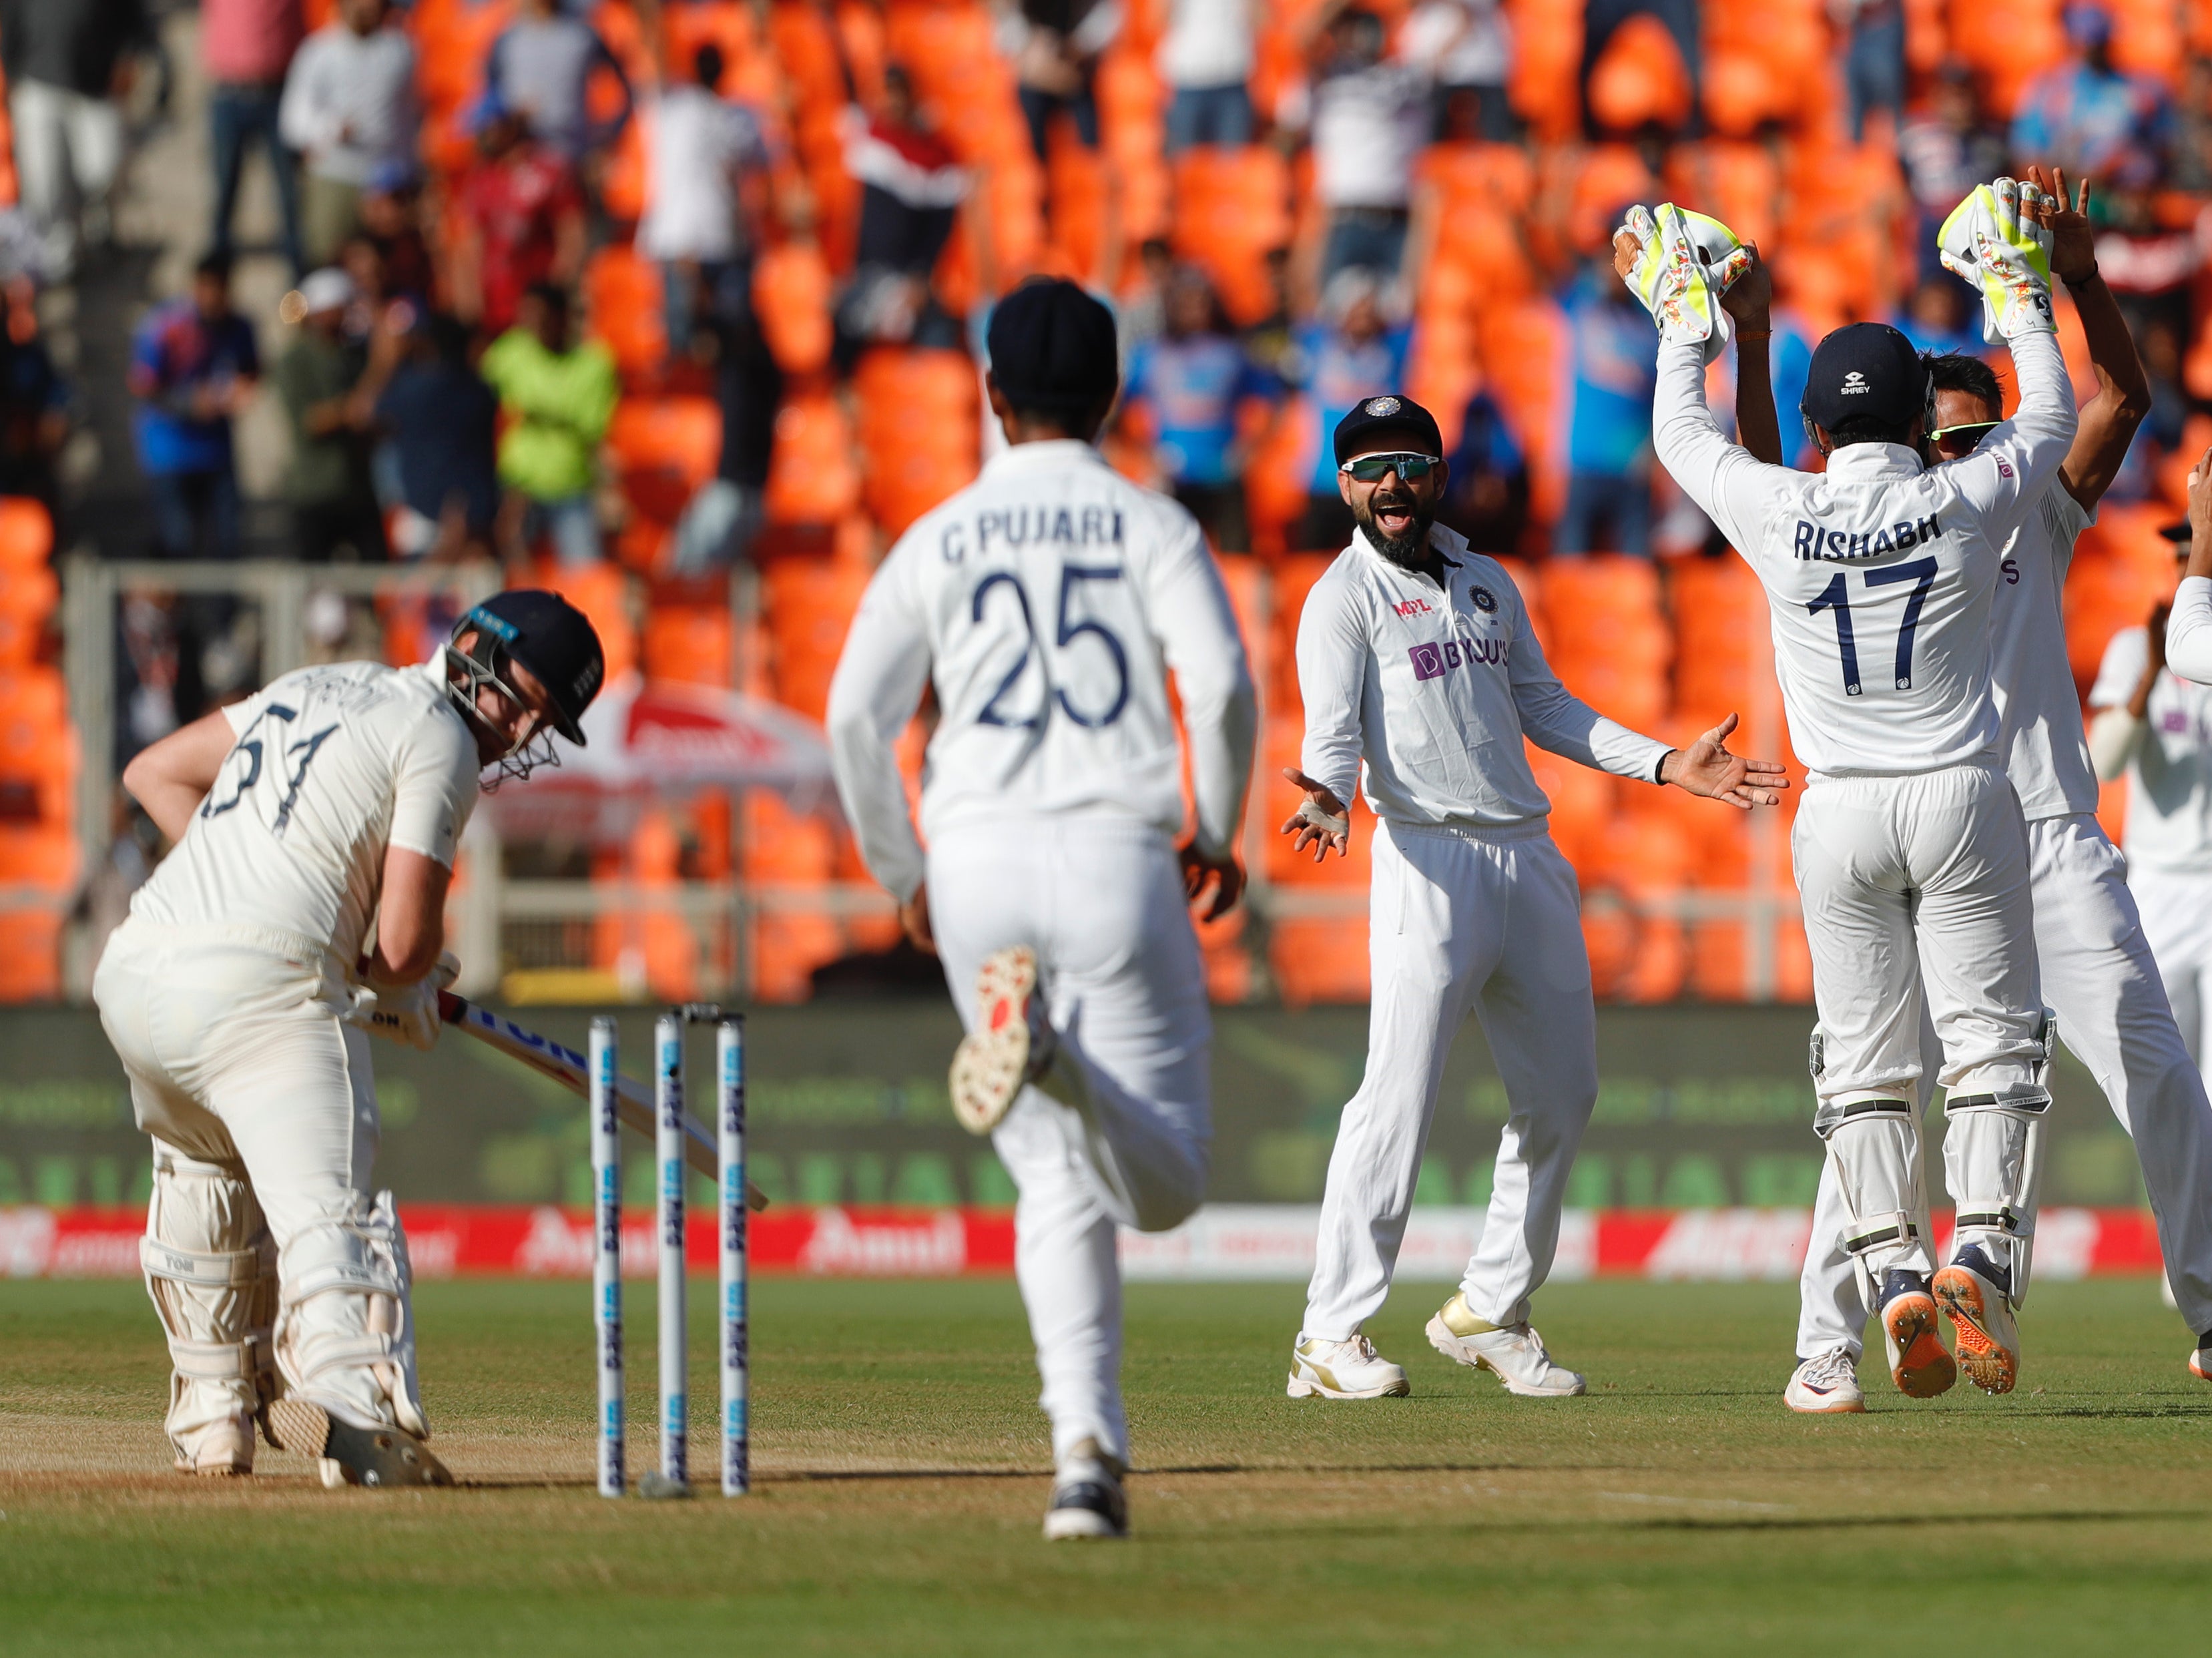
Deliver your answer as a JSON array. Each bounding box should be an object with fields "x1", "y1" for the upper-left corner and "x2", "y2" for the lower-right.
[{"x1": 1806, "y1": 557, "x2": 1937, "y2": 696}]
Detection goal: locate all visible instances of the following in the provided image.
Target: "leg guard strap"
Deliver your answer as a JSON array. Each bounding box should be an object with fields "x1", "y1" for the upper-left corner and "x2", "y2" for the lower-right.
[{"x1": 141, "y1": 1236, "x2": 262, "y2": 1288}]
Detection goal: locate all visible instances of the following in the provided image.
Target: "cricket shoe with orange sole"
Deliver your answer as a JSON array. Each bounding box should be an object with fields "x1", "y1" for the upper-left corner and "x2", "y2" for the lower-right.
[
  {"x1": 1934, "y1": 1244, "x2": 2020, "y2": 1395},
  {"x1": 1878, "y1": 1269, "x2": 1957, "y2": 1398},
  {"x1": 948, "y1": 946, "x2": 1055, "y2": 1135},
  {"x1": 2189, "y1": 1336, "x2": 2212, "y2": 1382}
]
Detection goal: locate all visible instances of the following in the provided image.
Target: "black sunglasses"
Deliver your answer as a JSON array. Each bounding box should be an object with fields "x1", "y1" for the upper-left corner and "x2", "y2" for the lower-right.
[{"x1": 1339, "y1": 451, "x2": 1443, "y2": 482}]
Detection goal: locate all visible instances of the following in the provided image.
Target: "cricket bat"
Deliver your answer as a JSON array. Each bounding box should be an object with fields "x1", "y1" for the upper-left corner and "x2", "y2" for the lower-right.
[{"x1": 437, "y1": 992, "x2": 768, "y2": 1210}]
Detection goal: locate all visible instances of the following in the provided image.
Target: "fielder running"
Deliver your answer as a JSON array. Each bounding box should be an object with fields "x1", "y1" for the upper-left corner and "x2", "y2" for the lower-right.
[
  {"x1": 1278, "y1": 392, "x2": 1786, "y2": 1402},
  {"x1": 2090, "y1": 523, "x2": 2212, "y2": 1097},
  {"x1": 1628, "y1": 180, "x2": 2074, "y2": 1401},
  {"x1": 95, "y1": 591, "x2": 605, "y2": 1484},
  {"x1": 826, "y1": 278, "x2": 1257, "y2": 1541},
  {"x1": 1716, "y1": 173, "x2": 2212, "y2": 1410}
]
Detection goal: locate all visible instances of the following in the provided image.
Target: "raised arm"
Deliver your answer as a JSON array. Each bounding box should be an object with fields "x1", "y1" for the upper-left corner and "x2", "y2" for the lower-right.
[
  {"x1": 826, "y1": 553, "x2": 935, "y2": 911},
  {"x1": 2038, "y1": 168, "x2": 2152, "y2": 512},
  {"x1": 1721, "y1": 250, "x2": 1785, "y2": 467}
]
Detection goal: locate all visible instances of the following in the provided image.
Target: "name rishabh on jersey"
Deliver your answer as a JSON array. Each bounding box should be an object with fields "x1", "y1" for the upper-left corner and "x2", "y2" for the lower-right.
[
  {"x1": 1650, "y1": 328, "x2": 2078, "y2": 778},
  {"x1": 827, "y1": 439, "x2": 1256, "y2": 902},
  {"x1": 127, "y1": 659, "x2": 481, "y2": 974}
]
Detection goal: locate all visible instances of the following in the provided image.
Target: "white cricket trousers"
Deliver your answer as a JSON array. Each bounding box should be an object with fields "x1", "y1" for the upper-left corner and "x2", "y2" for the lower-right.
[
  {"x1": 1798, "y1": 816, "x2": 2212, "y2": 1352},
  {"x1": 2131, "y1": 866, "x2": 2212, "y2": 1087},
  {"x1": 8, "y1": 78, "x2": 123, "y2": 274},
  {"x1": 927, "y1": 813, "x2": 1211, "y2": 1466},
  {"x1": 1304, "y1": 818, "x2": 1596, "y2": 1341},
  {"x1": 93, "y1": 918, "x2": 398, "y2": 1449},
  {"x1": 1795, "y1": 763, "x2": 2048, "y2": 1117}
]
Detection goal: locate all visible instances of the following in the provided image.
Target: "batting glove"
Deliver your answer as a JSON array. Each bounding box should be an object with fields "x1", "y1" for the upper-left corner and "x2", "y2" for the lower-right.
[
  {"x1": 1617, "y1": 204, "x2": 1748, "y2": 364},
  {"x1": 1938, "y1": 177, "x2": 2056, "y2": 342},
  {"x1": 350, "y1": 952, "x2": 461, "y2": 1053}
]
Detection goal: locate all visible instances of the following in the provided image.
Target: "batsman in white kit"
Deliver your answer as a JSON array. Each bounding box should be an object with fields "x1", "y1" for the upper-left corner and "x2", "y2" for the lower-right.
[
  {"x1": 826, "y1": 279, "x2": 1256, "y2": 1540},
  {"x1": 1278, "y1": 393, "x2": 1787, "y2": 1402},
  {"x1": 1711, "y1": 172, "x2": 2212, "y2": 1408},
  {"x1": 1627, "y1": 180, "x2": 2076, "y2": 1401},
  {"x1": 94, "y1": 590, "x2": 605, "y2": 1484}
]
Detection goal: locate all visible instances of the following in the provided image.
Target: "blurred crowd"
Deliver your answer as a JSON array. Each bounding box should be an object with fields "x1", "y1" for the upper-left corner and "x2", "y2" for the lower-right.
[
  {"x1": 0, "y1": 0, "x2": 2205, "y2": 582},
  {"x1": 6, "y1": 0, "x2": 2212, "y2": 999}
]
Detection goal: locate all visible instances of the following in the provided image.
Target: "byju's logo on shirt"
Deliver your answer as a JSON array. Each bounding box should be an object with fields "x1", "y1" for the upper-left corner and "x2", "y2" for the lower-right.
[{"x1": 1410, "y1": 635, "x2": 1507, "y2": 681}]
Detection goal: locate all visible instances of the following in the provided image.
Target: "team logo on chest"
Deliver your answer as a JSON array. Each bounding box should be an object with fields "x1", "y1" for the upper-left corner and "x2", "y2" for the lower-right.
[
  {"x1": 1468, "y1": 585, "x2": 1498, "y2": 613},
  {"x1": 1410, "y1": 634, "x2": 1507, "y2": 681}
]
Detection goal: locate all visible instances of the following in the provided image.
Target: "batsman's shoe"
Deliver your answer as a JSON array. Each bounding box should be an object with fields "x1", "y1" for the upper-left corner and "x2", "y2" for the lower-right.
[
  {"x1": 2189, "y1": 1334, "x2": 2212, "y2": 1382},
  {"x1": 1934, "y1": 1245, "x2": 2020, "y2": 1396},
  {"x1": 1287, "y1": 1333, "x2": 1410, "y2": 1399},
  {"x1": 172, "y1": 1415, "x2": 255, "y2": 1477},
  {"x1": 1043, "y1": 1438, "x2": 1127, "y2": 1541},
  {"x1": 1783, "y1": 1345, "x2": 1866, "y2": 1415},
  {"x1": 267, "y1": 1398, "x2": 454, "y2": 1489},
  {"x1": 1878, "y1": 1269, "x2": 1956, "y2": 1398},
  {"x1": 1425, "y1": 1294, "x2": 1586, "y2": 1397},
  {"x1": 1938, "y1": 176, "x2": 2056, "y2": 342},
  {"x1": 948, "y1": 945, "x2": 1053, "y2": 1136}
]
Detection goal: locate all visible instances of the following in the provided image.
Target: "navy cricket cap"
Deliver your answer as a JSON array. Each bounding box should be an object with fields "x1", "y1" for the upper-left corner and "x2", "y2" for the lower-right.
[
  {"x1": 987, "y1": 278, "x2": 1119, "y2": 414},
  {"x1": 456, "y1": 589, "x2": 605, "y2": 745},
  {"x1": 1802, "y1": 322, "x2": 1930, "y2": 434},
  {"x1": 1333, "y1": 393, "x2": 1444, "y2": 465}
]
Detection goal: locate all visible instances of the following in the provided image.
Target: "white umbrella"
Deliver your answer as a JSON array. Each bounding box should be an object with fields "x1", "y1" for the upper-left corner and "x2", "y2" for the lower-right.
[{"x1": 485, "y1": 673, "x2": 840, "y2": 840}]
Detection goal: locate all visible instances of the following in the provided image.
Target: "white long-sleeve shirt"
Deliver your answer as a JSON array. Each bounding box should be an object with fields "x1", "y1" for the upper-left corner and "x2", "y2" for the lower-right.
[
  {"x1": 1296, "y1": 523, "x2": 1670, "y2": 830},
  {"x1": 1652, "y1": 330, "x2": 2077, "y2": 777},
  {"x1": 278, "y1": 23, "x2": 419, "y2": 186},
  {"x1": 2089, "y1": 623, "x2": 2212, "y2": 874},
  {"x1": 2165, "y1": 574, "x2": 2212, "y2": 684},
  {"x1": 826, "y1": 439, "x2": 1256, "y2": 902}
]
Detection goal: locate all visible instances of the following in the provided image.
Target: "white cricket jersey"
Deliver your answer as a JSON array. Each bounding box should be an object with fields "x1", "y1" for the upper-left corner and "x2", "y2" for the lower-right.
[
  {"x1": 1990, "y1": 484, "x2": 2101, "y2": 820},
  {"x1": 2164, "y1": 574, "x2": 2212, "y2": 683},
  {"x1": 2090, "y1": 624, "x2": 2212, "y2": 875},
  {"x1": 826, "y1": 439, "x2": 1258, "y2": 902},
  {"x1": 129, "y1": 659, "x2": 481, "y2": 972},
  {"x1": 1652, "y1": 329, "x2": 2077, "y2": 777},
  {"x1": 1296, "y1": 523, "x2": 1670, "y2": 829}
]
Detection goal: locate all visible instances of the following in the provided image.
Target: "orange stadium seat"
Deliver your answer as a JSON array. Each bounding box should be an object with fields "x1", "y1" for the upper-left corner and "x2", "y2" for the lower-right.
[
  {"x1": 1268, "y1": 916, "x2": 1370, "y2": 1005},
  {"x1": 1246, "y1": 398, "x2": 1320, "y2": 559},
  {"x1": 765, "y1": 392, "x2": 862, "y2": 526},
  {"x1": 642, "y1": 583, "x2": 734, "y2": 686},
  {"x1": 853, "y1": 348, "x2": 979, "y2": 534},
  {"x1": 754, "y1": 241, "x2": 833, "y2": 376},
  {"x1": 1506, "y1": 0, "x2": 1583, "y2": 140},
  {"x1": 1268, "y1": 553, "x2": 1336, "y2": 709},
  {"x1": 1170, "y1": 148, "x2": 1294, "y2": 327},
  {"x1": 584, "y1": 245, "x2": 667, "y2": 377},
  {"x1": 0, "y1": 497, "x2": 53, "y2": 566},
  {"x1": 1664, "y1": 142, "x2": 1783, "y2": 252},
  {"x1": 760, "y1": 555, "x2": 870, "y2": 720},
  {"x1": 1585, "y1": 15, "x2": 1691, "y2": 135}
]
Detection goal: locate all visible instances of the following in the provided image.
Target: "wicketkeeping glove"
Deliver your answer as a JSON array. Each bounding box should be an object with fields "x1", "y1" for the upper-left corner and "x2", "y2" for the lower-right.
[
  {"x1": 1616, "y1": 204, "x2": 1751, "y2": 364},
  {"x1": 350, "y1": 951, "x2": 461, "y2": 1053},
  {"x1": 1938, "y1": 177, "x2": 2056, "y2": 342}
]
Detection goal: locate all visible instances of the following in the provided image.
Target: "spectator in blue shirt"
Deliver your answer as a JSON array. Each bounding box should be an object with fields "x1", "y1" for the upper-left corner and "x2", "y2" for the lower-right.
[
  {"x1": 1291, "y1": 265, "x2": 1411, "y2": 551},
  {"x1": 1554, "y1": 260, "x2": 1656, "y2": 557},
  {"x1": 2012, "y1": 4, "x2": 2173, "y2": 189},
  {"x1": 1125, "y1": 266, "x2": 1276, "y2": 552},
  {"x1": 127, "y1": 252, "x2": 260, "y2": 559},
  {"x1": 1436, "y1": 384, "x2": 1527, "y2": 554}
]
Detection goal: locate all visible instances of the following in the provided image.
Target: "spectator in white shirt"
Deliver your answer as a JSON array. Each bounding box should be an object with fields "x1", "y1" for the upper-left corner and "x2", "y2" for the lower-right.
[
  {"x1": 278, "y1": 0, "x2": 419, "y2": 266},
  {"x1": 637, "y1": 35, "x2": 779, "y2": 358},
  {"x1": 1001, "y1": 0, "x2": 1122, "y2": 164},
  {"x1": 1282, "y1": 3, "x2": 1435, "y2": 296},
  {"x1": 1158, "y1": 0, "x2": 1253, "y2": 156},
  {"x1": 1400, "y1": 0, "x2": 1512, "y2": 142},
  {"x1": 485, "y1": 0, "x2": 633, "y2": 167}
]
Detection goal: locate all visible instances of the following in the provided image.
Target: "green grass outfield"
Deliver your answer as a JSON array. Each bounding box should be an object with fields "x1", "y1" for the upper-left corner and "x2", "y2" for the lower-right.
[{"x1": 4, "y1": 1276, "x2": 2211, "y2": 1655}]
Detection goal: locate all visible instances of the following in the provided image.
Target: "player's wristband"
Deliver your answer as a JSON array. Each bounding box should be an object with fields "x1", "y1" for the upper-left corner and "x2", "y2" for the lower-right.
[{"x1": 1654, "y1": 750, "x2": 1675, "y2": 785}]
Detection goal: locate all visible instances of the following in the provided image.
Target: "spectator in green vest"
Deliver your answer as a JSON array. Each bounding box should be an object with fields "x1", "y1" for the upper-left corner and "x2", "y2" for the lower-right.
[{"x1": 479, "y1": 282, "x2": 617, "y2": 567}]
